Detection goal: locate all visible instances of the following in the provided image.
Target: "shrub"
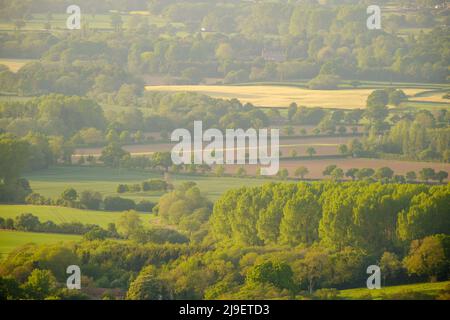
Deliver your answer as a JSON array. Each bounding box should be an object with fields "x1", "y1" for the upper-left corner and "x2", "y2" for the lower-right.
[
  {"x1": 116, "y1": 184, "x2": 129, "y2": 194},
  {"x1": 83, "y1": 228, "x2": 108, "y2": 241},
  {"x1": 79, "y1": 190, "x2": 102, "y2": 210},
  {"x1": 136, "y1": 200, "x2": 156, "y2": 213},
  {"x1": 104, "y1": 196, "x2": 136, "y2": 212},
  {"x1": 141, "y1": 179, "x2": 171, "y2": 192}
]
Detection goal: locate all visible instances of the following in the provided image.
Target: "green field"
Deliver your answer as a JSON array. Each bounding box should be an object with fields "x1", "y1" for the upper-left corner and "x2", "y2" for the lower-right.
[
  {"x1": 0, "y1": 230, "x2": 82, "y2": 259},
  {"x1": 24, "y1": 165, "x2": 274, "y2": 202},
  {"x1": 339, "y1": 281, "x2": 450, "y2": 300},
  {"x1": 0, "y1": 204, "x2": 160, "y2": 228},
  {"x1": 0, "y1": 12, "x2": 177, "y2": 31}
]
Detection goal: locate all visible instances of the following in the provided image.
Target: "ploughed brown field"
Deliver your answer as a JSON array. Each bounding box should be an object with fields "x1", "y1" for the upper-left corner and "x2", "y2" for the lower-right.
[
  {"x1": 73, "y1": 136, "x2": 449, "y2": 180},
  {"x1": 73, "y1": 136, "x2": 353, "y2": 159}
]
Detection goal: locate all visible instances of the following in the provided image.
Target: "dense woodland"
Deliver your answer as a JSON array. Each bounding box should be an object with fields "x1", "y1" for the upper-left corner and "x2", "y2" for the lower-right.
[
  {"x1": 0, "y1": 0, "x2": 449, "y2": 95},
  {"x1": 0, "y1": 181, "x2": 449, "y2": 300}
]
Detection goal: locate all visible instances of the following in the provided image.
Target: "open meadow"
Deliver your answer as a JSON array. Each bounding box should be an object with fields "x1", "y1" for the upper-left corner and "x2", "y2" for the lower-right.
[
  {"x1": 0, "y1": 230, "x2": 82, "y2": 259},
  {"x1": 22, "y1": 166, "x2": 276, "y2": 202},
  {"x1": 0, "y1": 204, "x2": 159, "y2": 228},
  {"x1": 145, "y1": 85, "x2": 436, "y2": 109},
  {"x1": 0, "y1": 13, "x2": 178, "y2": 31}
]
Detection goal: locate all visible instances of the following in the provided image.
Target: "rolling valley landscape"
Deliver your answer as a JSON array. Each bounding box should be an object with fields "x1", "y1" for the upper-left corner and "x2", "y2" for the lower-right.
[{"x1": 0, "y1": 0, "x2": 449, "y2": 305}]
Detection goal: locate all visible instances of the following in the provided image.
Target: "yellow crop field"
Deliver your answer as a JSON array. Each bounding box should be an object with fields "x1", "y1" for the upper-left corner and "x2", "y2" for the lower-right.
[
  {"x1": 145, "y1": 85, "x2": 426, "y2": 109},
  {"x1": 0, "y1": 59, "x2": 33, "y2": 72},
  {"x1": 410, "y1": 91, "x2": 450, "y2": 103}
]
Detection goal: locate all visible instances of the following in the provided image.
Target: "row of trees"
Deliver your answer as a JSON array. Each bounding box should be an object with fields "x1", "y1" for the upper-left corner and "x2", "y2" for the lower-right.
[
  {"x1": 26, "y1": 187, "x2": 155, "y2": 213},
  {"x1": 0, "y1": 213, "x2": 118, "y2": 239},
  {"x1": 211, "y1": 182, "x2": 450, "y2": 252}
]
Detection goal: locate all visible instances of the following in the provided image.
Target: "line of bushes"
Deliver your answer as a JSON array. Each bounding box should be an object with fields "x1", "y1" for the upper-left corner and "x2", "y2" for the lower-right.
[
  {"x1": 117, "y1": 179, "x2": 173, "y2": 194},
  {"x1": 0, "y1": 213, "x2": 119, "y2": 239},
  {"x1": 25, "y1": 188, "x2": 156, "y2": 213}
]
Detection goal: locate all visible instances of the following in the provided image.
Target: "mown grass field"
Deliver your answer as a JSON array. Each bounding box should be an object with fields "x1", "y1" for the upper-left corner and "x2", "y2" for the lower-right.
[
  {"x1": 145, "y1": 85, "x2": 429, "y2": 109},
  {"x1": 23, "y1": 166, "x2": 274, "y2": 202},
  {"x1": 0, "y1": 230, "x2": 82, "y2": 259},
  {"x1": 339, "y1": 281, "x2": 450, "y2": 300},
  {"x1": 0, "y1": 12, "x2": 177, "y2": 31},
  {"x1": 0, "y1": 204, "x2": 159, "y2": 228}
]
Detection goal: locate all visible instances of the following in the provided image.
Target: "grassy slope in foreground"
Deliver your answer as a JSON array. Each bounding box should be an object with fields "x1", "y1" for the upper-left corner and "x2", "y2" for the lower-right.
[
  {"x1": 0, "y1": 230, "x2": 82, "y2": 259},
  {"x1": 0, "y1": 204, "x2": 158, "y2": 228},
  {"x1": 339, "y1": 281, "x2": 450, "y2": 300}
]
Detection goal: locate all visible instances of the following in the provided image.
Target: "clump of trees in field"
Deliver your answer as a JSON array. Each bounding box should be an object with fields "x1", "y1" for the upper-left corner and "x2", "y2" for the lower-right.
[
  {"x1": 117, "y1": 179, "x2": 173, "y2": 194},
  {"x1": 25, "y1": 187, "x2": 156, "y2": 213},
  {"x1": 0, "y1": 213, "x2": 118, "y2": 240},
  {"x1": 340, "y1": 92, "x2": 450, "y2": 162}
]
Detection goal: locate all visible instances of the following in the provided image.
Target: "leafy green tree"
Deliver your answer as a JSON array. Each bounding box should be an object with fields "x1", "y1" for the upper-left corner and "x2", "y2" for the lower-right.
[
  {"x1": 246, "y1": 261, "x2": 294, "y2": 292},
  {"x1": 152, "y1": 152, "x2": 172, "y2": 172},
  {"x1": 23, "y1": 269, "x2": 57, "y2": 300},
  {"x1": 61, "y1": 188, "x2": 77, "y2": 201},
  {"x1": 296, "y1": 247, "x2": 332, "y2": 294},
  {"x1": 79, "y1": 190, "x2": 102, "y2": 210},
  {"x1": 0, "y1": 134, "x2": 30, "y2": 202},
  {"x1": 126, "y1": 265, "x2": 171, "y2": 300},
  {"x1": 331, "y1": 168, "x2": 344, "y2": 181},
  {"x1": 375, "y1": 167, "x2": 394, "y2": 180},
  {"x1": 14, "y1": 213, "x2": 40, "y2": 231},
  {"x1": 397, "y1": 187, "x2": 450, "y2": 241},
  {"x1": 394, "y1": 175, "x2": 406, "y2": 184},
  {"x1": 434, "y1": 171, "x2": 448, "y2": 183},
  {"x1": 100, "y1": 143, "x2": 129, "y2": 167},
  {"x1": 287, "y1": 103, "x2": 298, "y2": 121},
  {"x1": 322, "y1": 165, "x2": 337, "y2": 177},
  {"x1": 388, "y1": 89, "x2": 407, "y2": 106},
  {"x1": 406, "y1": 171, "x2": 417, "y2": 182},
  {"x1": 103, "y1": 196, "x2": 136, "y2": 211},
  {"x1": 83, "y1": 227, "x2": 108, "y2": 241},
  {"x1": 0, "y1": 277, "x2": 24, "y2": 300},
  {"x1": 306, "y1": 147, "x2": 316, "y2": 157},
  {"x1": 116, "y1": 184, "x2": 128, "y2": 194},
  {"x1": 279, "y1": 191, "x2": 321, "y2": 246},
  {"x1": 356, "y1": 168, "x2": 375, "y2": 180},
  {"x1": 403, "y1": 235, "x2": 450, "y2": 281},
  {"x1": 419, "y1": 168, "x2": 436, "y2": 182},
  {"x1": 365, "y1": 90, "x2": 389, "y2": 125},
  {"x1": 295, "y1": 166, "x2": 309, "y2": 179},
  {"x1": 345, "y1": 168, "x2": 359, "y2": 180},
  {"x1": 380, "y1": 252, "x2": 402, "y2": 286},
  {"x1": 277, "y1": 169, "x2": 289, "y2": 180},
  {"x1": 117, "y1": 210, "x2": 143, "y2": 239},
  {"x1": 338, "y1": 144, "x2": 348, "y2": 155}
]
